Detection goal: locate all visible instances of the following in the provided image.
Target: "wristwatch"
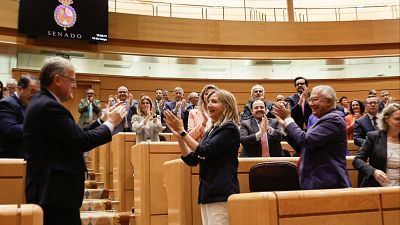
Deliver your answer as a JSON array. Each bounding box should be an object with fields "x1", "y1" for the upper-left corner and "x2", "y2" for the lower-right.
[{"x1": 180, "y1": 131, "x2": 187, "y2": 137}]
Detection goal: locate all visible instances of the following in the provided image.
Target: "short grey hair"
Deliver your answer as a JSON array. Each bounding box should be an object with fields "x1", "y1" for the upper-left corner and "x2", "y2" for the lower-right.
[
  {"x1": 174, "y1": 87, "x2": 184, "y2": 94},
  {"x1": 378, "y1": 103, "x2": 400, "y2": 131},
  {"x1": 250, "y1": 84, "x2": 264, "y2": 97},
  {"x1": 6, "y1": 78, "x2": 17, "y2": 87},
  {"x1": 312, "y1": 85, "x2": 337, "y2": 108},
  {"x1": 188, "y1": 92, "x2": 198, "y2": 99},
  {"x1": 40, "y1": 56, "x2": 74, "y2": 88}
]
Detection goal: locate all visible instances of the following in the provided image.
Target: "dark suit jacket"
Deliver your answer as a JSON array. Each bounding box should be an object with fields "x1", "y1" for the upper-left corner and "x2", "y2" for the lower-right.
[
  {"x1": 162, "y1": 100, "x2": 190, "y2": 132},
  {"x1": 286, "y1": 93, "x2": 312, "y2": 130},
  {"x1": 354, "y1": 115, "x2": 375, "y2": 147},
  {"x1": 353, "y1": 130, "x2": 387, "y2": 187},
  {"x1": 24, "y1": 90, "x2": 112, "y2": 211},
  {"x1": 239, "y1": 118, "x2": 284, "y2": 157},
  {"x1": 285, "y1": 109, "x2": 351, "y2": 189},
  {"x1": 181, "y1": 121, "x2": 240, "y2": 204},
  {"x1": 0, "y1": 93, "x2": 26, "y2": 158},
  {"x1": 113, "y1": 102, "x2": 135, "y2": 134}
]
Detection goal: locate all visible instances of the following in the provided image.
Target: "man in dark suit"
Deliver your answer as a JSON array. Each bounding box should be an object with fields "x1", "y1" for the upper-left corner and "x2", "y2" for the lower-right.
[
  {"x1": 241, "y1": 84, "x2": 274, "y2": 121},
  {"x1": 285, "y1": 77, "x2": 312, "y2": 155},
  {"x1": 112, "y1": 86, "x2": 136, "y2": 134},
  {"x1": 354, "y1": 96, "x2": 380, "y2": 147},
  {"x1": 240, "y1": 99, "x2": 284, "y2": 157},
  {"x1": 274, "y1": 85, "x2": 351, "y2": 190},
  {"x1": 0, "y1": 75, "x2": 39, "y2": 158},
  {"x1": 162, "y1": 87, "x2": 190, "y2": 132},
  {"x1": 23, "y1": 57, "x2": 127, "y2": 225}
]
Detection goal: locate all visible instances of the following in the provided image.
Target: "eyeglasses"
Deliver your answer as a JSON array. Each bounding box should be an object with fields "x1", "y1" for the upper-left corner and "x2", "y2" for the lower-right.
[
  {"x1": 254, "y1": 90, "x2": 263, "y2": 93},
  {"x1": 118, "y1": 91, "x2": 128, "y2": 94},
  {"x1": 87, "y1": 92, "x2": 94, "y2": 95},
  {"x1": 309, "y1": 97, "x2": 327, "y2": 103},
  {"x1": 58, "y1": 74, "x2": 77, "y2": 84},
  {"x1": 296, "y1": 82, "x2": 305, "y2": 86}
]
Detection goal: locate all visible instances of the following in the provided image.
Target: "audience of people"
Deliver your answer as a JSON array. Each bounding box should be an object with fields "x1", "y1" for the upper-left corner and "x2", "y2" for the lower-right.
[
  {"x1": 353, "y1": 103, "x2": 400, "y2": 187},
  {"x1": 0, "y1": 62, "x2": 398, "y2": 225}
]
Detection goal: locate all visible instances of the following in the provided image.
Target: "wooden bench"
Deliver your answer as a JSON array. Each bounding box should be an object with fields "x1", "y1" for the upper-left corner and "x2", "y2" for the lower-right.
[
  {"x1": 110, "y1": 132, "x2": 177, "y2": 212},
  {"x1": 0, "y1": 204, "x2": 43, "y2": 225},
  {"x1": 228, "y1": 186, "x2": 400, "y2": 225},
  {"x1": 163, "y1": 156, "x2": 359, "y2": 225},
  {"x1": 0, "y1": 159, "x2": 26, "y2": 204},
  {"x1": 131, "y1": 142, "x2": 182, "y2": 225}
]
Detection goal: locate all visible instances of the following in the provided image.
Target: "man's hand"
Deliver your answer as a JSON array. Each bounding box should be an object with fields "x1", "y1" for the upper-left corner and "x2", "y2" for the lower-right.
[
  {"x1": 106, "y1": 102, "x2": 128, "y2": 127},
  {"x1": 299, "y1": 87, "x2": 308, "y2": 105},
  {"x1": 260, "y1": 115, "x2": 268, "y2": 135},
  {"x1": 181, "y1": 99, "x2": 187, "y2": 112},
  {"x1": 272, "y1": 102, "x2": 291, "y2": 127}
]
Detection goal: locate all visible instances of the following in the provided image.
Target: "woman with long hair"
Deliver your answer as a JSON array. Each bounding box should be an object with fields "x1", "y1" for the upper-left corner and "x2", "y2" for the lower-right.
[
  {"x1": 131, "y1": 95, "x2": 163, "y2": 143},
  {"x1": 353, "y1": 103, "x2": 400, "y2": 187},
  {"x1": 345, "y1": 99, "x2": 365, "y2": 140},
  {"x1": 164, "y1": 88, "x2": 240, "y2": 225},
  {"x1": 187, "y1": 84, "x2": 218, "y2": 141}
]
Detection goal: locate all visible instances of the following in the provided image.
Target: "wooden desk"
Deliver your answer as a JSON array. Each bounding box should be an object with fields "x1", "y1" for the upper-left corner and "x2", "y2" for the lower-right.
[
  {"x1": 131, "y1": 142, "x2": 182, "y2": 225},
  {"x1": 0, "y1": 159, "x2": 26, "y2": 204},
  {"x1": 164, "y1": 156, "x2": 359, "y2": 225}
]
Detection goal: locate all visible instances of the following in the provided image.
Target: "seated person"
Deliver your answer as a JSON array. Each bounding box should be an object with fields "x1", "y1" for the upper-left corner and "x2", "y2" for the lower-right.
[
  {"x1": 131, "y1": 95, "x2": 163, "y2": 143},
  {"x1": 240, "y1": 99, "x2": 284, "y2": 157}
]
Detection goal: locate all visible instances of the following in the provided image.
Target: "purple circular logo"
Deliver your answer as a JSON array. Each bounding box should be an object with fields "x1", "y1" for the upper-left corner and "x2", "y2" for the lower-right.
[{"x1": 54, "y1": 5, "x2": 77, "y2": 30}]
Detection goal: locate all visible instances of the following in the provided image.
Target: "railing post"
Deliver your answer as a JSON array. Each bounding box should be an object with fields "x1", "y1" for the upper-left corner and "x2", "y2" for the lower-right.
[
  {"x1": 274, "y1": 8, "x2": 277, "y2": 22},
  {"x1": 305, "y1": 8, "x2": 308, "y2": 21},
  {"x1": 335, "y1": 8, "x2": 338, "y2": 21},
  {"x1": 202, "y1": 8, "x2": 204, "y2": 19},
  {"x1": 151, "y1": 4, "x2": 155, "y2": 16},
  {"x1": 355, "y1": 7, "x2": 358, "y2": 20},
  {"x1": 223, "y1": 6, "x2": 225, "y2": 20},
  {"x1": 169, "y1": 3, "x2": 172, "y2": 17},
  {"x1": 206, "y1": 8, "x2": 208, "y2": 20},
  {"x1": 338, "y1": 8, "x2": 341, "y2": 21},
  {"x1": 114, "y1": 0, "x2": 117, "y2": 12},
  {"x1": 244, "y1": 0, "x2": 247, "y2": 21}
]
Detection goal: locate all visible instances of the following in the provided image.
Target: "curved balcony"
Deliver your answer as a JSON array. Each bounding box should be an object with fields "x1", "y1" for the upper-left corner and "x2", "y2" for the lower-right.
[{"x1": 108, "y1": 0, "x2": 399, "y2": 22}]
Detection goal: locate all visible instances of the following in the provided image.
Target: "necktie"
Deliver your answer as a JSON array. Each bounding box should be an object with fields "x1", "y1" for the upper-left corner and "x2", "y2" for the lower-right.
[
  {"x1": 301, "y1": 101, "x2": 307, "y2": 129},
  {"x1": 261, "y1": 133, "x2": 270, "y2": 157},
  {"x1": 372, "y1": 116, "x2": 378, "y2": 130},
  {"x1": 88, "y1": 103, "x2": 93, "y2": 122}
]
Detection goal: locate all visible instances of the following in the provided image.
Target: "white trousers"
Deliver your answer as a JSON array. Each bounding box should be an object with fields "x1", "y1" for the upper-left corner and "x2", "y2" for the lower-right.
[{"x1": 200, "y1": 202, "x2": 229, "y2": 225}]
